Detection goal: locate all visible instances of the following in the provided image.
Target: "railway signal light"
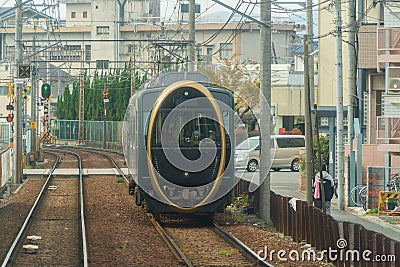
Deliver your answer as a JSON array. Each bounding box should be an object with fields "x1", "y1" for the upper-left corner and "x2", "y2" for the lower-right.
[
  {"x1": 102, "y1": 91, "x2": 109, "y2": 99},
  {"x1": 41, "y1": 83, "x2": 51, "y2": 99},
  {"x1": 22, "y1": 87, "x2": 29, "y2": 100},
  {"x1": 6, "y1": 104, "x2": 13, "y2": 111},
  {"x1": 6, "y1": 114, "x2": 13, "y2": 122}
]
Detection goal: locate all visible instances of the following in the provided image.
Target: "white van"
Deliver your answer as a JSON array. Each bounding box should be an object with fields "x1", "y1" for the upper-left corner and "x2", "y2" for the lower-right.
[{"x1": 235, "y1": 135, "x2": 305, "y2": 172}]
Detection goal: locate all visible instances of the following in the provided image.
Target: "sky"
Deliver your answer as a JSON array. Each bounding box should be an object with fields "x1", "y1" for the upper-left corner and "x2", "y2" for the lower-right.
[{"x1": 0, "y1": 0, "x2": 313, "y2": 24}]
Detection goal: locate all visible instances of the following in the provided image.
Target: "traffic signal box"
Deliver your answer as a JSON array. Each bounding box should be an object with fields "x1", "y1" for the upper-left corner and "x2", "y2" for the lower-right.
[
  {"x1": 41, "y1": 83, "x2": 51, "y2": 99},
  {"x1": 22, "y1": 87, "x2": 30, "y2": 101},
  {"x1": 18, "y1": 65, "x2": 30, "y2": 78}
]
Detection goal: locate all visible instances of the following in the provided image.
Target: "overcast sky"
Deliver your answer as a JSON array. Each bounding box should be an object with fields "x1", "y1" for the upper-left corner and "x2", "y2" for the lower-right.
[{"x1": 0, "y1": 0, "x2": 310, "y2": 22}]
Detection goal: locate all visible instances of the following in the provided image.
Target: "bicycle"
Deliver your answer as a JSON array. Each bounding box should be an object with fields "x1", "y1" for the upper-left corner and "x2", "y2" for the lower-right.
[
  {"x1": 350, "y1": 184, "x2": 367, "y2": 211},
  {"x1": 385, "y1": 173, "x2": 400, "y2": 210},
  {"x1": 386, "y1": 173, "x2": 400, "y2": 192}
]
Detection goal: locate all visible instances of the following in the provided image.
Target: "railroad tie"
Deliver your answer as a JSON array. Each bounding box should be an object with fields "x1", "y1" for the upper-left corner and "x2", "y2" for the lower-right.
[{"x1": 23, "y1": 244, "x2": 39, "y2": 253}]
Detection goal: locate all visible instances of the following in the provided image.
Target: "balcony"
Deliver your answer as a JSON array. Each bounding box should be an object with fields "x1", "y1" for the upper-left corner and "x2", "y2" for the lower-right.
[
  {"x1": 377, "y1": 27, "x2": 400, "y2": 66},
  {"x1": 377, "y1": 116, "x2": 400, "y2": 153}
]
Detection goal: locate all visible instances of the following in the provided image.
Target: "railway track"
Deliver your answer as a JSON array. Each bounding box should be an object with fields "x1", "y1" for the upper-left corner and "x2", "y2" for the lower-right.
[
  {"x1": 2, "y1": 146, "x2": 279, "y2": 266},
  {"x1": 1, "y1": 149, "x2": 88, "y2": 266},
  {"x1": 147, "y1": 214, "x2": 274, "y2": 267}
]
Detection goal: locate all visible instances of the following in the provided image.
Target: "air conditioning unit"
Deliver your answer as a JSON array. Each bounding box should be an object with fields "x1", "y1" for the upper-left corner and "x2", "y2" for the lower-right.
[{"x1": 388, "y1": 78, "x2": 400, "y2": 94}]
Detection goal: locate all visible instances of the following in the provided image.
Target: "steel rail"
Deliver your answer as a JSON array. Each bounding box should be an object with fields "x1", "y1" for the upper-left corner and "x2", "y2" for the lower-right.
[
  {"x1": 213, "y1": 223, "x2": 274, "y2": 267},
  {"x1": 44, "y1": 145, "x2": 129, "y2": 182},
  {"x1": 146, "y1": 214, "x2": 193, "y2": 267},
  {"x1": 46, "y1": 148, "x2": 88, "y2": 267},
  {"x1": 1, "y1": 151, "x2": 60, "y2": 267}
]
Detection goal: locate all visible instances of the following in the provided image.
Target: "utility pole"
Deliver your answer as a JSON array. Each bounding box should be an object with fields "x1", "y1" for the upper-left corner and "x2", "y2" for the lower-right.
[
  {"x1": 335, "y1": 0, "x2": 345, "y2": 210},
  {"x1": 30, "y1": 37, "x2": 37, "y2": 162},
  {"x1": 103, "y1": 84, "x2": 107, "y2": 149},
  {"x1": 14, "y1": 0, "x2": 23, "y2": 183},
  {"x1": 259, "y1": 0, "x2": 271, "y2": 221},
  {"x1": 306, "y1": 0, "x2": 314, "y2": 107},
  {"x1": 188, "y1": 0, "x2": 195, "y2": 71},
  {"x1": 304, "y1": 35, "x2": 313, "y2": 205},
  {"x1": 347, "y1": 0, "x2": 357, "y2": 205},
  {"x1": 78, "y1": 57, "x2": 85, "y2": 145}
]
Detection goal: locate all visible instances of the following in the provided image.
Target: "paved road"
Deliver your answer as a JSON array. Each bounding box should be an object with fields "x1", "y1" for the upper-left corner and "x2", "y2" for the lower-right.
[{"x1": 238, "y1": 168, "x2": 400, "y2": 241}]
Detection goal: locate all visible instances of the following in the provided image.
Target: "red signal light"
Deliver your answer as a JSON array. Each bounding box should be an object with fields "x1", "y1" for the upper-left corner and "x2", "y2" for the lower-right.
[{"x1": 6, "y1": 114, "x2": 13, "y2": 122}]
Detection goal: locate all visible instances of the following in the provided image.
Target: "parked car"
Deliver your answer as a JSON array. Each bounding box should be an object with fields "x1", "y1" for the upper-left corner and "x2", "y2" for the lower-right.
[{"x1": 235, "y1": 135, "x2": 305, "y2": 172}]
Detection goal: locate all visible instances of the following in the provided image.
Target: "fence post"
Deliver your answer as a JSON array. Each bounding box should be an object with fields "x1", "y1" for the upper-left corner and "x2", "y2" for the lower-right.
[
  {"x1": 279, "y1": 196, "x2": 286, "y2": 235},
  {"x1": 375, "y1": 234, "x2": 384, "y2": 267},
  {"x1": 322, "y1": 214, "x2": 330, "y2": 250},
  {"x1": 395, "y1": 241, "x2": 400, "y2": 267},
  {"x1": 283, "y1": 196, "x2": 289, "y2": 236},
  {"x1": 353, "y1": 224, "x2": 360, "y2": 267},
  {"x1": 287, "y1": 197, "x2": 293, "y2": 238},
  {"x1": 296, "y1": 200, "x2": 302, "y2": 243},
  {"x1": 301, "y1": 201, "x2": 307, "y2": 243},
  {"x1": 291, "y1": 198, "x2": 297, "y2": 241},
  {"x1": 330, "y1": 219, "x2": 340, "y2": 267},
  {"x1": 366, "y1": 230, "x2": 375, "y2": 267}
]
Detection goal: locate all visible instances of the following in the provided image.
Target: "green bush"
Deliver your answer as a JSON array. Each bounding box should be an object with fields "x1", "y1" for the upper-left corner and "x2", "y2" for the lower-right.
[{"x1": 300, "y1": 134, "x2": 329, "y2": 174}]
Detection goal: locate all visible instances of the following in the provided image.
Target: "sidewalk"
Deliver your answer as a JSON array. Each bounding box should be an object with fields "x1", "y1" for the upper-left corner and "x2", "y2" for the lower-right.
[{"x1": 330, "y1": 199, "x2": 400, "y2": 241}]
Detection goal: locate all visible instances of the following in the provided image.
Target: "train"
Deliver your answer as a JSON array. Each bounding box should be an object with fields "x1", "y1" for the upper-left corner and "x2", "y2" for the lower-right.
[{"x1": 122, "y1": 72, "x2": 236, "y2": 218}]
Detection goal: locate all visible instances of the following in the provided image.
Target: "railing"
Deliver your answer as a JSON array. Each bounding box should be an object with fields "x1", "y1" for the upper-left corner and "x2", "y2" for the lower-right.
[
  {"x1": 376, "y1": 116, "x2": 400, "y2": 144},
  {"x1": 52, "y1": 119, "x2": 122, "y2": 144},
  {"x1": 377, "y1": 27, "x2": 400, "y2": 65}
]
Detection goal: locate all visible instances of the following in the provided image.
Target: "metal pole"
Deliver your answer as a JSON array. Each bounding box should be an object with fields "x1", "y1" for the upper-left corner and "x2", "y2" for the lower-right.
[
  {"x1": 188, "y1": 0, "x2": 195, "y2": 71},
  {"x1": 315, "y1": 104, "x2": 326, "y2": 212},
  {"x1": 306, "y1": 0, "x2": 314, "y2": 106},
  {"x1": 304, "y1": 35, "x2": 314, "y2": 205},
  {"x1": 335, "y1": 0, "x2": 345, "y2": 210},
  {"x1": 103, "y1": 85, "x2": 107, "y2": 149},
  {"x1": 31, "y1": 37, "x2": 37, "y2": 161},
  {"x1": 259, "y1": 0, "x2": 271, "y2": 222},
  {"x1": 14, "y1": 0, "x2": 23, "y2": 184},
  {"x1": 347, "y1": 0, "x2": 357, "y2": 206}
]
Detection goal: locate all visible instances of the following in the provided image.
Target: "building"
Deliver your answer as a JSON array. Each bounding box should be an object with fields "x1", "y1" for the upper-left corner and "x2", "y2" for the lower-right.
[
  {"x1": 0, "y1": 0, "x2": 303, "y2": 124},
  {"x1": 318, "y1": 1, "x2": 400, "y2": 204}
]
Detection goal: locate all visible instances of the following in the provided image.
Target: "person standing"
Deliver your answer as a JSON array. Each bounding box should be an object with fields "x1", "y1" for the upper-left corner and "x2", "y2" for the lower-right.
[{"x1": 314, "y1": 164, "x2": 335, "y2": 215}]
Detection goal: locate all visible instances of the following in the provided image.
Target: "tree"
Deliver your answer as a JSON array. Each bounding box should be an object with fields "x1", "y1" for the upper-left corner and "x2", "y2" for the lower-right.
[
  {"x1": 199, "y1": 59, "x2": 259, "y2": 125},
  {"x1": 56, "y1": 66, "x2": 147, "y2": 121}
]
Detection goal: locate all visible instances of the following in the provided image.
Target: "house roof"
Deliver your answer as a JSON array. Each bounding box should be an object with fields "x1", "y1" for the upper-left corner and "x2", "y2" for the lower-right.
[
  {"x1": 291, "y1": 41, "x2": 318, "y2": 55},
  {"x1": 0, "y1": 6, "x2": 51, "y2": 21}
]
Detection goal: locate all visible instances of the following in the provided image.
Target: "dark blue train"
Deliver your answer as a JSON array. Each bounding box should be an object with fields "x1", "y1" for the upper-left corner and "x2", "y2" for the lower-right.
[{"x1": 123, "y1": 72, "x2": 236, "y2": 218}]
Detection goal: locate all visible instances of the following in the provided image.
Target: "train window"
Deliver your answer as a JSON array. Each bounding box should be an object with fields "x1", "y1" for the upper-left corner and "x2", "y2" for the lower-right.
[{"x1": 151, "y1": 110, "x2": 221, "y2": 148}]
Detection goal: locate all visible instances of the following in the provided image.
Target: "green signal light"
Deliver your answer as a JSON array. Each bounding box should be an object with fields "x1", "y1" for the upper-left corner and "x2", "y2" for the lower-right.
[{"x1": 41, "y1": 83, "x2": 51, "y2": 99}]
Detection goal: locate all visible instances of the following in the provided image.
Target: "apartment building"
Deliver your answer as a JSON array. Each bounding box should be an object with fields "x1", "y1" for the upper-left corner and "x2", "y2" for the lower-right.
[
  {"x1": 318, "y1": 0, "x2": 400, "y2": 190},
  {"x1": 0, "y1": 0, "x2": 304, "y2": 126}
]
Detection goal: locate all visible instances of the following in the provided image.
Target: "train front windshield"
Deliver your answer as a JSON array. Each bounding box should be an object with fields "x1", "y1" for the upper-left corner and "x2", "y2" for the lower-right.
[{"x1": 152, "y1": 111, "x2": 221, "y2": 149}]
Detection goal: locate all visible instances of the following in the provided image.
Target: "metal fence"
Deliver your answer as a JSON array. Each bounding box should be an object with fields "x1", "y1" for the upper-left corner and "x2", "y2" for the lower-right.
[
  {"x1": 0, "y1": 123, "x2": 10, "y2": 146},
  {"x1": 52, "y1": 120, "x2": 123, "y2": 144},
  {"x1": 270, "y1": 191, "x2": 400, "y2": 266},
  {"x1": 233, "y1": 181, "x2": 400, "y2": 266}
]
